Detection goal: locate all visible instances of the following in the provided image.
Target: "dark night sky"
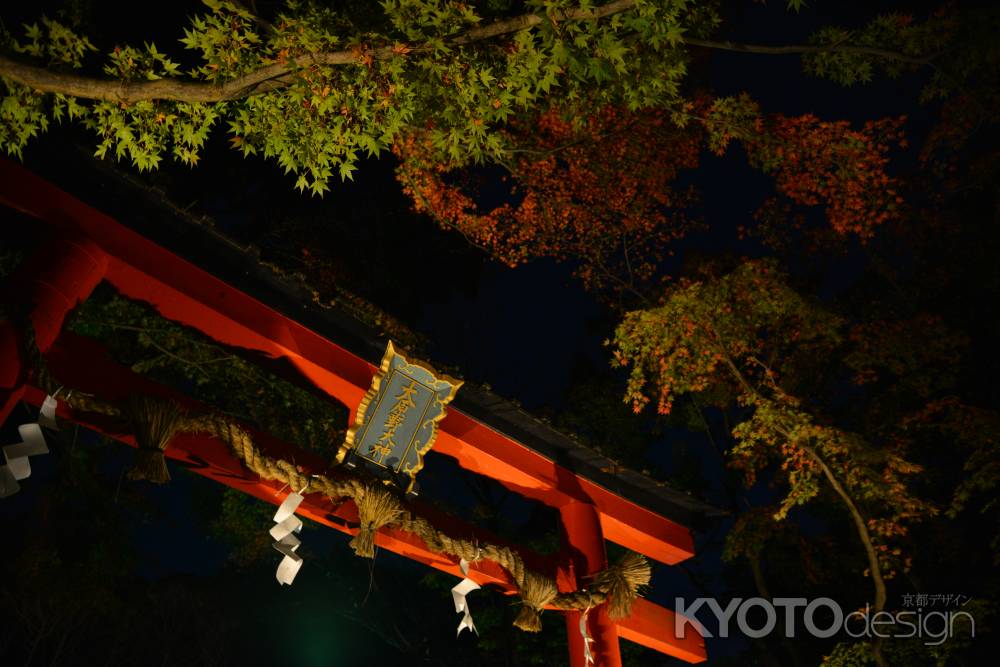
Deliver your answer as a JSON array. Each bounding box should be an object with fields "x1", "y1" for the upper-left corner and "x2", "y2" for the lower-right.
[{"x1": 1, "y1": 1, "x2": 975, "y2": 665}]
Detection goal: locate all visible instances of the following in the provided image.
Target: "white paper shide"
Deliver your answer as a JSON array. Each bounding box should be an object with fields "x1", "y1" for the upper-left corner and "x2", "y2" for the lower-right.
[
  {"x1": 451, "y1": 557, "x2": 481, "y2": 636},
  {"x1": 1, "y1": 394, "x2": 57, "y2": 499},
  {"x1": 270, "y1": 491, "x2": 305, "y2": 585}
]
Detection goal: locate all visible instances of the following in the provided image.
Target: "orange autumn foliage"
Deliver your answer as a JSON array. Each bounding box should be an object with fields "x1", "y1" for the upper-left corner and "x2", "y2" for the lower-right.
[
  {"x1": 396, "y1": 100, "x2": 907, "y2": 292},
  {"x1": 743, "y1": 114, "x2": 907, "y2": 239},
  {"x1": 394, "y1": 106, "x2": 701, "y2": 291}
]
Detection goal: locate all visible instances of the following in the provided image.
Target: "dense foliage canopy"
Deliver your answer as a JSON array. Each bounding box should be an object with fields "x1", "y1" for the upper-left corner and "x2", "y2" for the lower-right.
[{"x1": 2, "y1": 1, "x2": 999, "y2": 666}]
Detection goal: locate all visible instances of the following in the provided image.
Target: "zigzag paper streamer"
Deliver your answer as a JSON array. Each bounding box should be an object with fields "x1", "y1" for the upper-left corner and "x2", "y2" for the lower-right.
[
  {"x1": 1, "y1": 395, "x2": 56, "y2": 498},
  {"x1": 271, "y1": 491, "x2": 305, "y2": 585},
  {"x1": 38, "y1": 394, "x2": 59, "y2": 431},
  {"x1": 579, "y1": 607, "x2": 595, "y2": 665},
  {"x1": 451, "y1": 558, "x2": 481, "y2": 636}
]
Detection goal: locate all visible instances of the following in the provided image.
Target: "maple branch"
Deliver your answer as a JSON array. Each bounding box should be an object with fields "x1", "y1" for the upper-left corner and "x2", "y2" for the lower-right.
[
  {"x1": 798, "y1": 443, "x2": 889, "y2": 667},
  {"x1": 584, "y1": 251, "x2": 653, "y2": 306},
  {"x1": 796, "y1": 442, "x2": 888, "y2": 609},
  {"x1": 0, "y1": 0, "x2": 938, "y2": 108},
  {"x1": 0, "y1": 0, "x2": 638, "y2": 104},
  {"x1": 396, "y1": 169, "x2": 494, "y2": 256},
  {"x1": 452, "y1": 0, "x2": 636, "y2": 44},
  {"x1": 622, "y1": 232, "x2": 636, "y2": 288},
  {"x1": 705, "y1": 321, "x2": 889, "y2": 623},
  {"x1": 683, "y1": 37, "x2": 937, "y2": 65},
  {"x1": 230, "y1": 0, "x2": 274, "y2": 33}
]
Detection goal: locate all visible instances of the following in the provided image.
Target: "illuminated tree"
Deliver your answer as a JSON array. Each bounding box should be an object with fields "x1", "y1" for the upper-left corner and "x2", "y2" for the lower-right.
[
  {"x1": 610, "y1": 260, "x2": 942, "y2": 665},
  {"x1": 394, "y1": 104, "x2": 701, "y2": 293},
  {"x1": 0, "y1": 0, "x2": 944, "y2": 196}
]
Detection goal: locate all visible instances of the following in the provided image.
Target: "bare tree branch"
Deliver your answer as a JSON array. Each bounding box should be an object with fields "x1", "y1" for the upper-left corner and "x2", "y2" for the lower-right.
[{"x1": 683, "y1": 37, "x2": 936, "y2": 65}]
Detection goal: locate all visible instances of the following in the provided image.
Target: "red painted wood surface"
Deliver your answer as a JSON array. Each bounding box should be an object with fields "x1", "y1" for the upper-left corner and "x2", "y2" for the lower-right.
[
  {"x1": 560, "y1": 502, "x2": 622, "y2": 667},
  {"x1": 28, "y1": 331, "x2": 556, "y2": 588},
  {"x1": 1, "y1": 159, "x2": 706, "y2": 662},
  {"x1": 621, "y1": 599, "x2": 707, "y2": 663},
  {"x1": 0, "y1": 158, "x2": 694, "y2": 566},
  {"x1": 0, "y1": 234, "x2": 108, "y2": 423},
  {"x1": 19, "y1": 333, "x2": 704, "y2": 662}
]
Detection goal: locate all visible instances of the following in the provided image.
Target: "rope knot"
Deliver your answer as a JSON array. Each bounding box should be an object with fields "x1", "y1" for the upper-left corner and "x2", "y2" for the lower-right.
[
  {"x1": 512, "y1": 571, "x2": 559, "y2": 632},
  {"x1": 125, "y1": 396, "x2": 184, "y2": 484},
  {"x1": 591, "y1": 552, "x2": 651, "y2": 619},
  {"x1": 349, "y1": 485, "x2": 405, "y2": 558}
]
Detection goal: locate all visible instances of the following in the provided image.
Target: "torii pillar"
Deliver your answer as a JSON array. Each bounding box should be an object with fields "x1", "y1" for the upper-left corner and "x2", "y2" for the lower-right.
[
  {"x1": 0, "y1": 234, "x2": 108, "y2": 423},
  {"x1": 561, "y1": 501, "x2": 621, "y2": 666}
]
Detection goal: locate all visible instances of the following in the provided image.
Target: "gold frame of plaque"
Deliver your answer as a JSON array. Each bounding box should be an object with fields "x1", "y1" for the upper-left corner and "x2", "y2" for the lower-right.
[{"x1": 336, "y1": 341, "x2": 463, "y2": 494}]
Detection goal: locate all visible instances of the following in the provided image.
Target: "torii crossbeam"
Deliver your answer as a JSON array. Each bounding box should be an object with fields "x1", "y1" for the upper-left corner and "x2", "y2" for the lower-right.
[{"x1": 0, "y1": 159, "x2": 709, "y2": 665}]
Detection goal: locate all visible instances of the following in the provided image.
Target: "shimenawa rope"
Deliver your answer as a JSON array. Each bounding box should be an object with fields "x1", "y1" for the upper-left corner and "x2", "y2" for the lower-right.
[{"x1": 24, "y1": 325, "x2": 650, "y2": 631}]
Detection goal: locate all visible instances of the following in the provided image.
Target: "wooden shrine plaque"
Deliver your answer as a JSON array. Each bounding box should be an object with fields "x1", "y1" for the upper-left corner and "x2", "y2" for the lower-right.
[{"x1": 337, "y1": 342, "x2": 462, "y2": 493}]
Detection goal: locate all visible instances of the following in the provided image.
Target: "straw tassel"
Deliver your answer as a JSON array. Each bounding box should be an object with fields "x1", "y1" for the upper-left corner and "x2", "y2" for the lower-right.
[
  {"x1": 125, "y1": 396, "x2": 183, "y2": 484},
  {"x1": 513, "y1": 571, "x2": 559, "y2": 632},
  {"x1": 349, "y1": 485, "x2": 405, "y2": 558},
  {"x1": 592, "y1": 551, "x2": 651, "y2": 620}
]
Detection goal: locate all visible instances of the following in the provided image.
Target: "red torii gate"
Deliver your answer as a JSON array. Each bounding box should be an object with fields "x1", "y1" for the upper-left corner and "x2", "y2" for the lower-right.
[{"x1": 0, "y1": 159, "x2": 708, "y2": 665}]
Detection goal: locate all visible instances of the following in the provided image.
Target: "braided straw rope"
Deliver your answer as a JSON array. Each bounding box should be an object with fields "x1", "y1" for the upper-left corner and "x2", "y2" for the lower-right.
[
  {"x1": 24, "y1": 324, "x2": 650, "y2": 631},
  {"x1": 177, "y1": 410, "x2": 651, "y2": 629}
]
